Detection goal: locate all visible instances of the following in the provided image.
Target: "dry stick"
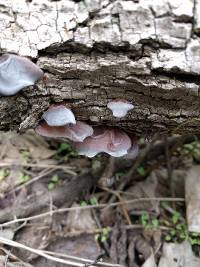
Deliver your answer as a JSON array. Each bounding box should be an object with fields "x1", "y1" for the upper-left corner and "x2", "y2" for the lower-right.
[
  {"x1": 91, "y1": 209, "x2": 110, "y2": 255},
  {"x1": 0, "y1": 197, "x2": 184, "y2": 228},
  {"x1": 164, "y1": 134, "x2": 175, "y2": 209},
  {"x1": 0, "y1": 162, "x2": 76, "y2": 173},
  {"x1": 0, "y1": 237, "x2": 124, "y2": 267},
  {"x1": 53, "y1": 224, "x2": 172, "y2": 238},
  {"x1": 100, "y1": 187, "x2": 132, "y2": 225}
]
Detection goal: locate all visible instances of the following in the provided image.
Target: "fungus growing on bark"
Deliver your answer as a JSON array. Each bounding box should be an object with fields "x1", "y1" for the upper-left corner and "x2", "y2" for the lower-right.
[
  {"x1": 42, "y1": 105, "x2": 76, "y2": 126},
  {"x1": 35, "y1": 120, "x2": 93, "y2": 142},
  {"x1": 74, "y1": 127, "x2": 132, "y2": 158},
  {"x1": 0, "y1": 54, "x2": 43, "y2": 96},
  {"x1": 107, "y1": 100, "x2": 134, "y2": 118}
]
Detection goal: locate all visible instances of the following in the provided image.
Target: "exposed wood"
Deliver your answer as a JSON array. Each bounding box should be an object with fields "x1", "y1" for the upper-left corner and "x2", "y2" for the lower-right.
[{"x1": 0, "y1": 0, "x2": 200, "y2": 135}]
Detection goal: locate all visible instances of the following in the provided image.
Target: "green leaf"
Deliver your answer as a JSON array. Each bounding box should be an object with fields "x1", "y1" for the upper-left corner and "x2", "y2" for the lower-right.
[
  {"x1": 101, "y1": 235, "x2": 107, "y2": 242},
  {"x1": 102, "y1": 227, "x2": 110, "y2": 236},
  {"x1": 80, "y1": 201, "x2": 88, "y2": 207},
  {"x1": 48, "y1": 182, "x2": 55, "y2": 190},
  {"x1": 137, "y1": 166, "x2": 146, "y2": 177},
  {"x1": 19, "y1": 173, "x2": 30, "y2": 184},
  {"x1": 141, "y1": 213, "x2": 149, "y2": 227},
  {"x1": 51, "y1": 174, "x2": 59, "y2": 183},
  {"x1": 165, "y1": 235, "x2": 172, "y2": 241},
  {"x1": 172, "y1": 212, "x2": 181, "y2": 224},
  {"x1": 89, "y1": 197, "x2": 98, "y2": 205},
  {"x1": 191, "y1": 232, "x2": 199, "y2": 237},
  {"x1": 170, "y1": 229, "x2": 176, "y2": 236},
  {"x1": 139, "y1": 137, "x2": 145, "y2": 145},
  {"x1": 179, "y1": 232, "x2": 186, "y2": 239},
  {"x1": 152, "y1": 218, "x2": 159, "y2": 227},
  {"x1": 58, "y1": 142, "x2": 70, "y2": 152},
  {"x1": 0, "y1": 169, "x2": 10, "y2": 181}
]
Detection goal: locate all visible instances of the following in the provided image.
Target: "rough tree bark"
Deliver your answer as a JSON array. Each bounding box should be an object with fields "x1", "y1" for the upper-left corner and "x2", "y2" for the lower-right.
[{"x1": 0, "y1": 0, "x2": 200, "y2": 136}]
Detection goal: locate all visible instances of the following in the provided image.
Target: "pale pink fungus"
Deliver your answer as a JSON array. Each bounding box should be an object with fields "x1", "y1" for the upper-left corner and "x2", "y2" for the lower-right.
[
  {"x1": 74, "y1": 127, "x2": 132, "y2": 158},
  {"x1": 42, "y1": 105, "x2": 76, "y2": 126},
  {"x1": 0, "y1": 54, "x2": 43, "y2": 96},
  {"x1": 125, "y1": 137, "x2": 139, "y2": 159},
  {"x1": 35, "y1": 121, "x2": 93, "y2": 142},
  {"x1": 107, "y1": 100, "x2": 134, "y2": 118}
]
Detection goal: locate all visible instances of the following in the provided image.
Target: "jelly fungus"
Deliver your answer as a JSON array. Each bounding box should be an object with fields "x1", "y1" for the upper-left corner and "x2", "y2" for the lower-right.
[
  {"x1": 0, "y1": 54, "x2": 43, "y2": 96},
  {"x1": 74, "y1": 127, "x2": 132, "y2": 158},
  {"x1": 107, "y1": 100, "x2": 134, "y2": 118},
  {"x1": 43, "y1": 105, "x2": 76, "y2": 126},
  {"x1": 35, "y1": 121, "x2": 93, "y2": 142}
]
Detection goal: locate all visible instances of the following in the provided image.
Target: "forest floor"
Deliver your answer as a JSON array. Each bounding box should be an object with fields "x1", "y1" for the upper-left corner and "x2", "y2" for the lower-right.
[{"x1": 0, "y1": 131, "x2": 199, "y2": 267}]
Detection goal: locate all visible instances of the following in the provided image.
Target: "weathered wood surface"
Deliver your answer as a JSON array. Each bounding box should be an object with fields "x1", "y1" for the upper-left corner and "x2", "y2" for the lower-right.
[{"x1": 0, "y1": 0, "x2": 200, "y2": 135}]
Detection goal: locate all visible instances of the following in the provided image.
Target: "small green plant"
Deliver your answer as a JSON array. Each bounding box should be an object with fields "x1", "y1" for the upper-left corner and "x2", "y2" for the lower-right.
[
  {"x1": 140, "y1": 212, "x2": 159, "y2": 229},
  {"x1": 48, "y1": 174, "x2": 61, "y2": 190},
  {"x1": 172, "y1": 211, "x2": 181, "y2": 224},
  {"x1": 141, "y1": 212, "x2": 149, "y2": 227},
  {"x1": 56, "y1": 142, "x2": 77, "y2": 159},
  {"x1": 137, "y1": 166, "x2": 146, "y2": 177},
  {"x1": 0, "y1": 168, "x2": 10, "y2": 181},
  {"x1": 178, "y1": 141, "x2": 200, "y2": 162},
  {"x1": 19, "y1": 173, "x2": 30, "y2": 184},
  {"x1": 95, "y1": 227, "x2": 111, "y2": 243},
  {"x1": 139, "y1": 137, "x2": 145, "y2": 145},
  {"x1": 80, "y1": 197, "x2": 98, "y2": 207},
  {"x1": 89, "y1": 197, "x2": 98, "y2": 205},
  {"x1": 80, "y1": 200, "x2": 88, "y2": 207},
  {"x1": 20, "y1": 150, "x2": 31, "y2": 162},
  {"x1": 162, "y1": 208, "x2": 200, "y2": 245},
  {"x1": 189, "y1": 232, "x2": 200, "y2": 246}
]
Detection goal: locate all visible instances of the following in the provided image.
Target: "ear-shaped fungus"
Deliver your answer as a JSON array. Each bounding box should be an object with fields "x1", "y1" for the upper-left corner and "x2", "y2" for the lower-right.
[
  {"x1": 0, "y1": 54, "x2": 43, "y2": 96},
  {"x1": 74, "y1": 127, "x2": 132, "y2": 158},
  {"x1": 35, "y1": 120, "x2": 93, "y2": 142},
  {"x1": 107, "y1": 100, "x2": 134, "y2": 118},
  {"x1": 42, "y1": 105, "x2": 76, "y2": 126}
]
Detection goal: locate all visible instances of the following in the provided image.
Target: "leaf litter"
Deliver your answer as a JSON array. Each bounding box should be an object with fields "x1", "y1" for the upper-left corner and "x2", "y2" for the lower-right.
[{"x1": 0, "y1": 132, "x2": 199, "y2": 266}]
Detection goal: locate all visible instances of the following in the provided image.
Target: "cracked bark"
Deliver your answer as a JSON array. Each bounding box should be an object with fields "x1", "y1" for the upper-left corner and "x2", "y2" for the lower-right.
[{"x1": 0, "y1": 0, "x2": 200, "y2": 136}]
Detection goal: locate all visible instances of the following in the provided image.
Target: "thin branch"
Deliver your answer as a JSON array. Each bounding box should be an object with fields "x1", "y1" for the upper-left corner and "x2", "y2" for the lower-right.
[
  {"x1": 0, "y1": 197, "x2": 184, "y2": 228},
  {"x1": 0, "y1": 162, "x2": 76, "y2": 174},
  {"x1": 0, "y1": 237, "x2": 124, "y2": 267}
]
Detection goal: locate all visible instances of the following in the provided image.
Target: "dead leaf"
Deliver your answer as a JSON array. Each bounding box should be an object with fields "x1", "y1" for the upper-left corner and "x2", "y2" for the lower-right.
[
  {"x1": 0, "y1": 131, "x2": 56, "y2": 164},
  {"x1": 0, "y1": 229, "x2": 14, "y2": 240},
  {"x1": 125, "y1": 171, "x2": 160, "y2": 213},
  {"x1": 66, "y1": 203, "x2": 97, "y2": 232},
  {"x1": 33, "y1": 235, "x2": 102, "y2": 267},
  {"x1": 158, "y1": 241, "x2": 200, "y2": 267},
  {"x1": 142, "y1": 254, "x2": 156, "y2": 267},
  {"x1": 0, "y1": 256, "x2": 33, "y2": 267}
]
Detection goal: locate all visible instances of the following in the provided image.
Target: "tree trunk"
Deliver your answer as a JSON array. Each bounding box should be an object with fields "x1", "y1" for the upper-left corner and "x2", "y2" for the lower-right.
[{"x1": 0, "y1": 0, "x2": 200, "y2": 136}]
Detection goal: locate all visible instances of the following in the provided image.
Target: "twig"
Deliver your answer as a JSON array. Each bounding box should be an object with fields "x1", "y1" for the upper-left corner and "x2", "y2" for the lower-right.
[
  {"x1": 0, "y1": 162, "x2": 76, "y2": 173},
  {"x1": 100, "y1": 187, "x2": 132, "y2": 225},
  {"x1": 0, "y1": 197, "x2": 184, "y2": 228},
  {"x1": 164, "y1": 135, "x2": 175, "y2": 209},
  {"x1": 9, "y1": 168, "x2": 55, "y2": 193},
  {"x1": 0, "y1": 237, "x2": 124, "y2": 267}
]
